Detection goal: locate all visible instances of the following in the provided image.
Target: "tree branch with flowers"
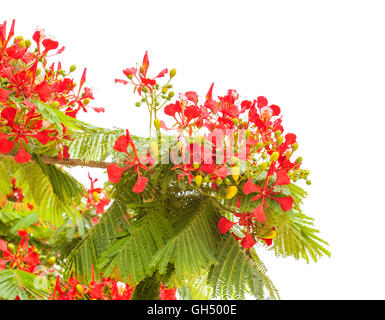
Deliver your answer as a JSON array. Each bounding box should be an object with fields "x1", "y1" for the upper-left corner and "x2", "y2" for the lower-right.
[{"x1": 0, "y1": 20, "x2": 329, "y2": 300}]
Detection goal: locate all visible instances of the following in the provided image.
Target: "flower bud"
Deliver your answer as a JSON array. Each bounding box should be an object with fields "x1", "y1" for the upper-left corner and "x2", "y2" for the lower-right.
[
  {"x1": 76, "y1": 284, "x2": 84, "y2": 295},
  {"x1": 245, "y1": 129, "x2": 251, "y2": 139},
  {"x1": 285, "y1": 150, "x2": 292, "y2": 159},
  {"x1": 167, "y1": 84, "x2": 173, "y2": 88},
  {"x1": 232, "y1": 118, "x2": 239, "y2": 127},
  {"x1": 24, "y1": 39, "x2": 32, "y2": 48},
  {"x1": 154, "y1": 118, "x2": 161, "y2": 130},
  {"x1": 169, "y1": 68, "x2": 177, "y2": 78},
  {"x1": 276, "y1": 136, "x2": 284, "y2": 146},
  {"x1": 168, "y1": 91, "x2": 175, "y2": 98},
  {"x1": 7, "y1": 243, "x2": 15, "y2": 252},
  {"x1": 296, "y1": 157, "x2": 303, "y2": 164},
  {"x1": 262, "y1": 152, "x2": 267, "y2": 160},
  {"x1": 224, "y1": 178, "x2": 231, "y2": 185},
  {"x1": 256, "y1": 141, "x2": 263, "y2": 150},
  {"x1": 193, "y1": 163, "x2": 200, "y2": 169},
  {"x1": 270, "y1": 151, "x2": 279, "y2": 162},
  {"x1": 274, "y1": 130, "x2": 282, "y2": 137},
  {"x1": 231, "y1": 166, "x2": 240, "y2": 181},
  {"x1": 150, "y1": 141, "x2": 159, "y2": 157},
  {"x1": 259, "y1": 162, "x2": 268, "y2": 171},
  {"x1": 306, "y1": 180, "x2": 311, "y2": 185},
  {"x1": 194, "y1": 175, "x2": 203, "y2": 186},
  {"x1": 225, "y1": 186, "x2": 238, "y2": 199},
  {"x1": 50, "y1": 101, "x2": 60, "y2": 108},
  {"x1": 47, "y1": 256, "x2": 56, "y2": 266},
  {"x1": 161, "y1": 86, "x2": 168, "y2": 94},
  {"x1": 292, "y1": 142, "x2": 298, "y2": 151},
  {"x1": 142, "y1": 86, "x2": 148, "y2": 93},
  {"x1": 135, "y1": 102, "x2": 141, "y2": 107},
  {"x1": 92, "y1": 191, "x2": 99, "y2": 202},
  {"x1": 83, "y1": 98, "x2": 90, "y2": 105},
  {"x1": 70, "y1": 65, "x2": 76, "y2": 72},
  {"x1": 216, "y1": 177, "x2": 223, "y2": 185}
]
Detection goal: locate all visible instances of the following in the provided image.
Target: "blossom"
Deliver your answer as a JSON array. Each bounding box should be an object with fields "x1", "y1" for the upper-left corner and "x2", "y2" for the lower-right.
[{"x1": 107, "y1": 129, "x2": 153, "y2": 193}]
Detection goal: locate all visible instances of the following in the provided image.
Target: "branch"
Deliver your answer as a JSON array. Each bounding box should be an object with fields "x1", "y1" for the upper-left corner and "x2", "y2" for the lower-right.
[{"x1": 1, "y1": 153, "x2": 112, "y2": 169}]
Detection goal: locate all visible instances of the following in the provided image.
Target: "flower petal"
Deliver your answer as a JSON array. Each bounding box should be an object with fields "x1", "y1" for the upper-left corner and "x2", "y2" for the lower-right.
[
  {"x1": 15, "y1": 144, "x2": 31, "y2": 163},
  {"x1": 252, "y1": 204, "x2": 266, "y2": 223},
  {"x1": 272, "y1": 196, "x2": 293, "y2": 212},
  {"x1": 218, "y1": 217, "x2": 236, "y2": 234},
  {"x1": 242, "y1": 178, "x2": 261, "y2": 195},
  {"x1": 240, "y1": 232, "x2": 256, "y2": 249},
  {"x1": 0, "y1": 137, "x2": 14, "y2": 153},
  {"x1": 107, "y1": 164, "x2": 125, "y2": 183},
  {"x1": 275, "y1": 171, "x2": 290, "y2": 186},
  {"x1": 132, "y1": 174, "x2": 148, "y2": 193}
]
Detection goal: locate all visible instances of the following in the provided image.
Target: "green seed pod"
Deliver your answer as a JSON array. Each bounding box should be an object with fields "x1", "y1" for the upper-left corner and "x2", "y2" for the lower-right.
[
  {"x1": 169, "y1": 68, "x2": 177, "y2": 78},
  {"x1": 270, "y1": 151, "x2": 280, "y2": 162}
]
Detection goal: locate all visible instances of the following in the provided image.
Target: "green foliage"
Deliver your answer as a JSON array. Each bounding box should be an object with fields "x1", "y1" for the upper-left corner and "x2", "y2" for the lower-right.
[
  {"x1": 0, "y1": 269, "x2": 50, "y2": 300},
  {"x1": 1, "y1": 155, "x2": 85, "y2": 226}
]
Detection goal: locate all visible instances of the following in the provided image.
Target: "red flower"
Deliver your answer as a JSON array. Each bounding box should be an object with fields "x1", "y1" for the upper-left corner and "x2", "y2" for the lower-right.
[
  {"x1": 0, "y1": 107, "x2": 51, "y2": 163},
  {"x1": 242, "y1": 170, "x2": 294, "y2": 223},
  {"x1": 160, "y1": 283, "x2": 177, "y2": 300},
  {"x1": 107, "y1": 129, "x2": 152, "y2": 193}
]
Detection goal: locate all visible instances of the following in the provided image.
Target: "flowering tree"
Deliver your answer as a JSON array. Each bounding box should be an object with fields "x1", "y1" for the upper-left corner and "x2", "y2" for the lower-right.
[{"x1": 0, "y1": 20, "x2": 329, "y2": 300}]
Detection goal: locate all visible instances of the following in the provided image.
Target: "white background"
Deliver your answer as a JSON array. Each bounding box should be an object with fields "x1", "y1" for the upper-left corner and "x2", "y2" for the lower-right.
[{"x1": 2, "y1": 0, "x2": 385, "y2": 299}]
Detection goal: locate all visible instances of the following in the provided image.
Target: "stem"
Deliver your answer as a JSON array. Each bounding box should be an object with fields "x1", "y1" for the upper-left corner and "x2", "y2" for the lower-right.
[{"x1": 1, "y1": 153, "x2": 112, "y2": 169}]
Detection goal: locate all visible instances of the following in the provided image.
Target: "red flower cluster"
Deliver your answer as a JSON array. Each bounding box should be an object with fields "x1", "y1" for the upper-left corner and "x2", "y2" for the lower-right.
[
  {"x1": 0, "y1": 230, "x2": 40, "y2": 272},
  {"x1": 85, "y1": 173, "x2": 111, "y2": 225},
  {"x1": 51, "y1": 274, "x2": 133, "y2": 300},
  {"x1": 0, "y1": 20, "x2": 102, "y2": 163},
  {"x1": 160, "y1": 283, "x2": 177, "y2": 300},
  {"x1": 107, "y1": 129, "x2": 154, "y2": 193},
  {"x1": 159, "y1": 84, "x2": 304, "y2": 249},
  {"x1": 115, "y1": 51, "x2": 168, "y2": 95}
]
